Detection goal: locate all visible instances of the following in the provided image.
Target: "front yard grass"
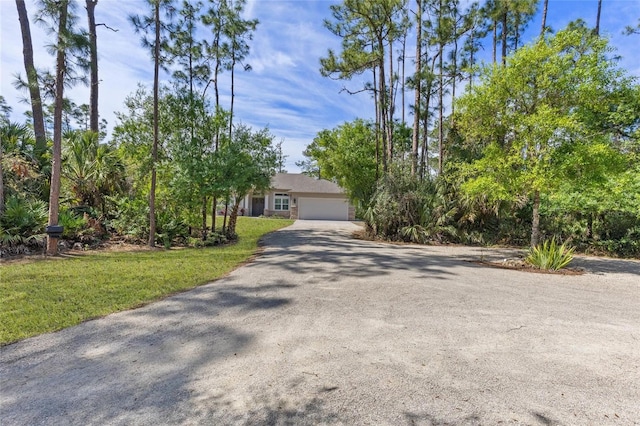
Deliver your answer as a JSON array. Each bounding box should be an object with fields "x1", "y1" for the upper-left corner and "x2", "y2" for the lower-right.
[{"x1": 0, "y1": 217, "x2": 293, "y2": 346}]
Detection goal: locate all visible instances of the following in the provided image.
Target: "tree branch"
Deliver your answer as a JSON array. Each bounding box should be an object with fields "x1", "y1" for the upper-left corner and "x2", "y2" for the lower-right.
[{"x1": 96, "y1": 23, "x2": 118, "y2": 32}]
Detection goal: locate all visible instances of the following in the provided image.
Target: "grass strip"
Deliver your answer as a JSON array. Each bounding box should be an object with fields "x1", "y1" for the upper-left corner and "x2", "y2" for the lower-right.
[{"x1": 0, "y1": 217, "x2": 293, "y2": 345}]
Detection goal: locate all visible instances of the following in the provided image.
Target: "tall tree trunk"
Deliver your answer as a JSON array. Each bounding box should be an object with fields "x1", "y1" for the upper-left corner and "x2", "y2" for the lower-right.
[
  {"x1": 0, "y1": 139, "x2": 4, "y2": 216},
  {"x1": 86, "y1": 0, "x2": 99, "y2": 133},
  {"x1": 411, "y1": 0, "x2": 422, "y2": 176},
  {"x1": 201, "y1": 196, "x2": 208, "y2": 240},
  {"x1": 530, "y1": 190, "x2": 541, "y2": 247},
  {"x1": 400, "y1": 30, "x2": 406, "y2": 125},
  {"x1": 492, "y1": 20, "x2": 497, "y2": 64},
  {"x1": 387, "y1": 38, "x2": 394, "y2": 164},
  {"x1": 378, "y1": 43, "x2": 388, "y2": 174},
  {"x1": 594, "y1": 0, "x2": 602, "y2": 36},
  {"x1": 46, "y1": 0, "x2": 69, "y2": 256},
  {"x1": 501, "y1": 10, "x2": 508, "y2": 65},
  {"x1": 514, "y1": 14, "x2": 521, "y2": 50},
  {"x1": 420, "y1": 104, "x2": 428, "y2": 179},
  {"x1": 469, "y1": 30, "x2": 475, "y2": 88},
  {"x1": 16, "y1": 0, "x2": 46, "y2": 161},
  {"x1": 373, "y1": 61, "x2": 380, "y2": 180},
  {"x1": 451, "y1": 29, "x2": 458, "y2": 117},
  {"x1": 212, "y1": 196, "x2": 217, "y2": 230},
  {"x1": 149, "y1": 0, "x2": 160, "y2": 248},
  {"x1": 211, "y1": 29, "x2": 221, "y2": 234},
  {"x1": 222, "y1": 197, "x2": 229, "y2": 234},
  {"x1": 228, "y1": 55, "x2": 236, "y2": 141},
  {"x1": 213, "y1": 26, "x2": 221, "y2": 150},
  {"x1": 540, "y1": 0, "x2": 548, "y2": 37},
  {"x1": 586, "y1": 213, "x2": 594, "y2": 239},
  {"x1": 438, "y1": 47, "x2": 444, "y2": 176},
  {"x1": 226, "y1": 198, "x2": 240, "y2": 238},
  {"x1": 420, "y1": 56, "x2": 436, "y2": 180},
  {"x1": 437, "y1": 0, "x2": 444, "y2": 175}
]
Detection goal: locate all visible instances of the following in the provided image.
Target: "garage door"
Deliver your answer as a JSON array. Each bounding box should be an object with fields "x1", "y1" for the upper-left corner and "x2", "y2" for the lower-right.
[{"x1": 298, "y1": 197, "x2": 349, "y2": 220}]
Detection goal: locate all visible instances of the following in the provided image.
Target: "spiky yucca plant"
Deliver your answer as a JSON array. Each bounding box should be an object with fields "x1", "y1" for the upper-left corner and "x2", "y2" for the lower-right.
[{"x1": 526, "y1": 238, "x2": 575, "y2": 271}]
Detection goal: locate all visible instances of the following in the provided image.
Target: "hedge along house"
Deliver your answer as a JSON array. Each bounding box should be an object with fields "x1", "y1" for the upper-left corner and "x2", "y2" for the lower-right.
[{"x1": 240, "y1": 173, "x2": 355, "y2": 221}]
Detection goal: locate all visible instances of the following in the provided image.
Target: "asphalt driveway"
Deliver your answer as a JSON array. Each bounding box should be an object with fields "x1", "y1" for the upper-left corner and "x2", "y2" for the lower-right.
[{"x1": 1, "y1": 220, "x2": 639, "y2": 425}]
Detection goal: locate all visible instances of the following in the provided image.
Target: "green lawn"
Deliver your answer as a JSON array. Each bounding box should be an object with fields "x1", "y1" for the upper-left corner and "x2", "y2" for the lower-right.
[{"x1": 0, "y1": 217, "x2": 293, "y2": 345}]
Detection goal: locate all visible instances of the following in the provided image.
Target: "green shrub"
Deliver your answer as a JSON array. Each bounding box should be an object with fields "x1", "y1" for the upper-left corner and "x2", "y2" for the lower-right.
[
  {"x1": 526, "y1": 238, "x2": 575, "y2": 270},
  {"x1": 400, "y1": 225, "x2": 428, "y2": 244},
  {"x1": 58, "y1": 208, "x2": 88, "y2": 239},
  {"x1": 156, "y1": 209, "x2": 189, "y2": 248},
  {"x1": 0, "y1": 195, "x2": 47, "y2": 239},
  {"x1": 105, "y1": 196, "x2": 149, "y2": 240},
  {"x1": 189, "y1": 232, "x2": 228, "y2": 248},
  {"x1": 593, "y1": 226, "x2": 640, "y2": 258}
]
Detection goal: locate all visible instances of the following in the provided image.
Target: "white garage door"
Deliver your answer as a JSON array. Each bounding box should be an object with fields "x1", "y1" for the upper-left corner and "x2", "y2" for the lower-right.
[{"x1": 298, "y1": 197, "x2": 349, "y2": 220}]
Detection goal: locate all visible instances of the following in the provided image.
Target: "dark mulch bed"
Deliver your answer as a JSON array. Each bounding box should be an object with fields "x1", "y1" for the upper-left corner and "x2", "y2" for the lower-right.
[{"x1": 469, "y1": 258, "x2": 585, "y2": 275}]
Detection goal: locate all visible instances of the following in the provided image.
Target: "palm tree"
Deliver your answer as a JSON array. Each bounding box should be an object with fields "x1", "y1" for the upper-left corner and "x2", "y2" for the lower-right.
[{"x1": 62, "y1": 131, "x2": 125, "y2": 214}]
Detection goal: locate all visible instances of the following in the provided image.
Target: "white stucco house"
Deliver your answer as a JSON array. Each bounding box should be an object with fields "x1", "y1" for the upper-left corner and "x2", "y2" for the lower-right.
[{"x1": 239, "y1": 173, "x2": 355, "y2": 221}]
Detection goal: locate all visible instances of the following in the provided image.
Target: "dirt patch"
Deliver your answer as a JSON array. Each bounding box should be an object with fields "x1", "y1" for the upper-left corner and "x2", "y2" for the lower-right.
[
  {"x1": 470, "y1": 258, "x2": 585, "y2": 275},
  {"x1": 0, "y1": 240, "x2": 156, "y2": 265}
]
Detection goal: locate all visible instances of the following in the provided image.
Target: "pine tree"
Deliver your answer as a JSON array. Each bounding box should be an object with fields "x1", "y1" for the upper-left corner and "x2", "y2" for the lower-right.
[
  {"x1": 15, "y1": 0, "x2": 47, "y2": 162},
  {"x1": 130, "y1": 0, "x2": 174, "y2": 248}
]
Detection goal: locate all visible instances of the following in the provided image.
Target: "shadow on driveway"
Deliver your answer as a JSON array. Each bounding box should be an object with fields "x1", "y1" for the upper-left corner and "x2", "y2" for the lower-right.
[{"x1": 1, "y1": 220, "x2": 639, "y2": 425}]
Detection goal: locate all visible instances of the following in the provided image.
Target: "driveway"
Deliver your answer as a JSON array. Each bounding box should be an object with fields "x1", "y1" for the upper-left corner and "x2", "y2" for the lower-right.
[{"x1": 1, "y1": 220, "x2": 639, "y2": 425}]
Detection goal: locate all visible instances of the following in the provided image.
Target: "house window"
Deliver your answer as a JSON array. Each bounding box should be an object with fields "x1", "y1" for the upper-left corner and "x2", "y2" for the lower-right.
[{"x1": 274, "y1": 193, "x2": 289, "y2": 211}]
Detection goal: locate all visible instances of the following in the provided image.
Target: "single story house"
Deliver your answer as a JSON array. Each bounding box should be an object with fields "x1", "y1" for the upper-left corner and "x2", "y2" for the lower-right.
[{"x1": 239, "y1": 173, "x2": 355, "y2": 221}]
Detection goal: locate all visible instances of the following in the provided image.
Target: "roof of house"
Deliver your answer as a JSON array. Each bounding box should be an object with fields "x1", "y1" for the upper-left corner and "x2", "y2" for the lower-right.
[{"x1": 271, "y1": 173, "x2": 345, "y2": 194}]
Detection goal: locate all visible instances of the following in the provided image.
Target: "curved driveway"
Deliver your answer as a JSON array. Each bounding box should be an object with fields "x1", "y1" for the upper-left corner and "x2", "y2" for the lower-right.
[{"x1": 1, "y1": 220, "x2": 639, "y2": 425}]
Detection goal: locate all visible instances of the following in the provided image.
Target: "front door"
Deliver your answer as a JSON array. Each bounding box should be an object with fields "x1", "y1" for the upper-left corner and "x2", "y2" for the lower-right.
[{"x1": 251, "y1": 197, "x2": 265, "y2": 217}]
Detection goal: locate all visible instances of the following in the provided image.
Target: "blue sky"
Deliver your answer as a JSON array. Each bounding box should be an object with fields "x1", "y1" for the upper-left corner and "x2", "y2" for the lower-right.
[{"x1": 1, "y1": 0, "x2": 639, "y2": 172}]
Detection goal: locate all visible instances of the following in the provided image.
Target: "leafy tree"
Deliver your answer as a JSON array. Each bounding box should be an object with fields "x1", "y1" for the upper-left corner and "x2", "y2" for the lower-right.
[
  {"x1": 455, "y1": 26, "x2": 639, "y2": 247},
  {"x1": 218, "y1": 125, "x2": 276, "y2": 237},
  {"x1": 162, "y1": 88, "x2": 220, "y2": 239},
  {"x1": 112, "y1": 85, "x2": 156, "y2": 187},
  {"x1": 303, "y1": 119, "x2": 378, "y2": 207}
]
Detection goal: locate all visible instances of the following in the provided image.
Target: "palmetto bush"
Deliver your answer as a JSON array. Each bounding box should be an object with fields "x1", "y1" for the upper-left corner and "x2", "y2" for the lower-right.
[
  {"x1": 0, "y1": 196, "x2": 47, "y2": 238},
  {"x1": 526, "y1": 238, "x2": 575, "y2": 270},
  {"x1": 58, "y1": 208, "x2": 89, "y2": 239},
  {"x1": 400, "y1": 225, "x2": 429, "y2": 244},
  {"x1": 0, "y1": 196, "x2": 47, "y2": 252}
]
